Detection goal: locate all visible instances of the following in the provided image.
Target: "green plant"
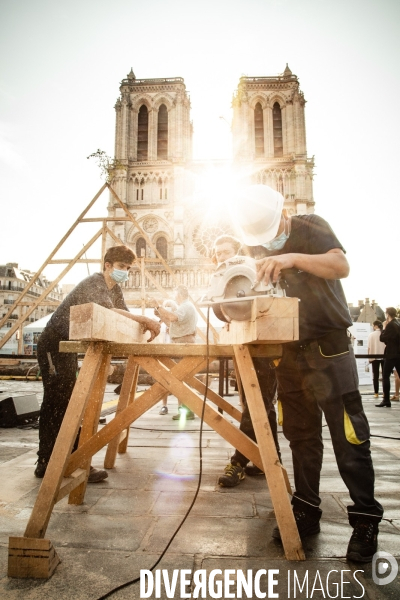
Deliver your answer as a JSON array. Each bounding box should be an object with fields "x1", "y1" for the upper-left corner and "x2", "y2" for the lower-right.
[{"x1": 87, "y1": 149, "x2": 124, "y2": 182}]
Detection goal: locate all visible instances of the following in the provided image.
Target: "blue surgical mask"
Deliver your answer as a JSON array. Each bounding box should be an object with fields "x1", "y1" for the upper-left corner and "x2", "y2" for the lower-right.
[
  {"x1": 262, "y1": 217, "x2": 290, "y2": 251},
  {"x1": 110, "y1": 268, "x2": 129, "y2": 283},
  {"x1": 262, "y1": 231, "x2": 289, "y2": 251}
]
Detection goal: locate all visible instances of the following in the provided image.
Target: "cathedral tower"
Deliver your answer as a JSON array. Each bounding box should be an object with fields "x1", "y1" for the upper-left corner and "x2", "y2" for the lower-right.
[
  {"x1": 232, "y1": 64, "x2": 314, "y2": 214},
  {"x1": 107, "y1": 70, "x2": 216, "y2": 305}
]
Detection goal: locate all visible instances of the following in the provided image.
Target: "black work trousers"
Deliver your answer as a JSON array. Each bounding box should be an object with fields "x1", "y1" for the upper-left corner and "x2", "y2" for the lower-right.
[
  {"x1": 276, "y1": 340, "x2": 383, "y2": 522},
  {"x1": 37, "y1": 325, "x2": 78, "y2": 462},
  {"x1": 382, "y1": 357, "x2": 400, "y2": 402},
  {"x1": 371, "y1": 360, "x2": 384, "y2": 395},
  {"x1": 231, "y1": 357, "x2": 281, "y2": 466}
]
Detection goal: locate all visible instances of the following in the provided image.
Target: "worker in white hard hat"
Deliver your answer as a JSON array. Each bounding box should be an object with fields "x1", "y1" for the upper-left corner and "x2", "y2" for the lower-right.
[{"x1": 233, "y1": 184, "x2": 383, "y2": 563}]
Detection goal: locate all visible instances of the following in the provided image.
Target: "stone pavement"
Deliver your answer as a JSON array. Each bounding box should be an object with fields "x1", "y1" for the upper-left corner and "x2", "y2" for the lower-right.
[{"x1": 0, "y1": 379, "x2": 399, "y2": 599}]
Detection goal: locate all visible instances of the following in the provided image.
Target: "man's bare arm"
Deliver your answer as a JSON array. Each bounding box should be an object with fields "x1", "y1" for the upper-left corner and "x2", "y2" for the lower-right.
[
  {"x1": 256, "y1": 248, "x2": 350, "y2": 284},
  {"x1": 156, "y1": 306, "x2": 178, "y2": 322}
]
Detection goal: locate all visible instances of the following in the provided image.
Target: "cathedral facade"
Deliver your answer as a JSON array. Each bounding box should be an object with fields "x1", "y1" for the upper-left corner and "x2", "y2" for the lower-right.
[{"x1": 107, "y1": 65, "x2": 314, "y2": 306}]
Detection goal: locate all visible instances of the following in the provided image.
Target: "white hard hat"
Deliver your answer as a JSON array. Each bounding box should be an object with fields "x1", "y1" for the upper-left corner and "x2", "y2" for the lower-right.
[{"x1": 233, "y1": 185, "x2": 284, "y2": 246}]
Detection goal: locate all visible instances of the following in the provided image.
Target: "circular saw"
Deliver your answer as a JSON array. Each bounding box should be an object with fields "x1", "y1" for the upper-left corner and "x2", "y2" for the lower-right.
[{"x1": 204, "y1": 256, "x2": 285, "y2": 323}]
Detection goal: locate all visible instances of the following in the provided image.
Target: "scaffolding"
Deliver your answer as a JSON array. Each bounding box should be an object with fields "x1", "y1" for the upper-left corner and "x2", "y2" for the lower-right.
[{"x1": 0, "y1": 183, "x2": 218, "y2": 350}]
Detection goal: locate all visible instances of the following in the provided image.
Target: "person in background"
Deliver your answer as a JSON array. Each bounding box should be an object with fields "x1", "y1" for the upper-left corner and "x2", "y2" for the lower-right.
[
  {"x1": 211, "y1": 235, "x2": 281, "y2": 487},
  {"x1": 378, "y1": 307, "x2": 400, "y2": 408},
  {"x1": 35, "y1": 245, "x2": 160, "y2": 481},
  {"x1": 367, "y1": 320, "x2": 385, "y2": 399},
  {"x1": 154, "y1": 285, "x2": 198, "y2": 420}
]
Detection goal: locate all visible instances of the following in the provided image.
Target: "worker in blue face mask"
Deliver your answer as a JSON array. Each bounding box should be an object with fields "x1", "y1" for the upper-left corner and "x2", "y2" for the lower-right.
[
  {"x1": 233, "y1": 185, "x2": 383, "y2": 564},
  {"x1": 35, "y1": 245, "x2": 160, "y2": 482}
]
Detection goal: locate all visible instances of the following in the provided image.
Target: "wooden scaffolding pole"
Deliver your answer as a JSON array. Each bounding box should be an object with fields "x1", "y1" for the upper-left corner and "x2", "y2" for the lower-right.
[{"x1": 0, "y1": 183, "x2": 107, "y2": 332}]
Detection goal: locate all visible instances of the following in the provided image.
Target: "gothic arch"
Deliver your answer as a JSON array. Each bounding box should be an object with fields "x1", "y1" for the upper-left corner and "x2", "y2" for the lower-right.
[
  {"x1": 249, "y1": 94, "x2": 268, "y2": 110},
  {"x1": 126, "y1": 218, "x2": 173, "y2": 245},
  {"x1": 268, "y1": 94, "x2": 286, "y2": 109},
  {"x1": 131, "y1": 95, "x2": 153, "y2": 112},
  {"x1": 153, "y1": 93, "x2": 174, "y2": 111},
  {"x1": 153, "y1": 232, "x2": 170, "y2": 260}
]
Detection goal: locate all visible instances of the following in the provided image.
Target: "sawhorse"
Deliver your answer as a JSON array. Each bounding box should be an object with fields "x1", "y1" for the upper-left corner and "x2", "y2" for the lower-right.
[{"x1": 8, "y1": 341, "x2": 305, "y2": 578}]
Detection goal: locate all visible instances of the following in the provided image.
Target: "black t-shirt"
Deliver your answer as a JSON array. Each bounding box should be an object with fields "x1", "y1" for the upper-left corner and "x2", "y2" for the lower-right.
[
  {"x1": 244, "y1": 214, "x2": 352, "y2": 340},
  {"x1": 47, "y1": 272, "x2": 128, "y2": 339}
]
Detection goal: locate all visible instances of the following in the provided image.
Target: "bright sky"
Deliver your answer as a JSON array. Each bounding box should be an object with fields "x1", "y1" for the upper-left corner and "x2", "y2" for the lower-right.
[{"x1": 1, "y1": 0, "x2": 399, "y2": 308}]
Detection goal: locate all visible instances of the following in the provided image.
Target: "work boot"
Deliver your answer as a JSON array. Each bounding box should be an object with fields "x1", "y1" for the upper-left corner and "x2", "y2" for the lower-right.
[
  {"x1": 218, "y1": 462, "x2": 245, "y2": 487},
  {"x1": 172, "y1": 406, "x2": 195, "y2": 420},
  {"x1": 272, "y1": 507, "x2": 321, "y2": 540},
  {"x1": 34, "y1": 458, "x2": 48, "y2": 478},
  {"x1": 88, "y1": 466, "x2": 108, "y2": 483},
  {"x1": 375, "y1": 401, "x2": 391, "y2": 408},
  {"x1": 346, "y1": 517, "x2": 379, "y2": 563},
  {"x1": 244, "y1": 464, "x2": 264, "y2": 477}
]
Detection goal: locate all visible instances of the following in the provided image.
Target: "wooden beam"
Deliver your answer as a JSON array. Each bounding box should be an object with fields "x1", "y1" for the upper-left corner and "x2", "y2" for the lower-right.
[
  {"x1": 160, "y1": 357, "x2": 242, "y2": 422},
  {"x1": 48, "y1": 259, "x2": 101, "y2": 264},
  {"x1": 24, "y1": 343, "x2": 105, "y2": 539},
  {"x1": 65, "y1": 357, "x2": 206, "y2": 476},
  {"x1": 69, "y1": 353, "x2": 111, "y2": 505},
  {"x1": 14, "y1": 302, "x2": 60, "y2": 306},
  {"x1": 104, "y1": 356, "x2": 139, "y2": 468},
  {"x1": 55, "y1": 469, "x2": 87, "y2": 503},
  {"x1": 69, "y1": 302, "x2": 146, "y2": 343},
  {"x1": 134, "y1": 356, "x2": 264, "y2": 468},
  {"x1": 0, "y1": 183, "x2": 107, "y2": 332},
  {"x1": 59, "y1": 341, "x2": 283, "y2": 359},
  {"x1": 0, "y1": 228, "x2": 103, "y2": 350},
  {"x1": 8, "y1": 537, "x2": 60, "y2": 579},
  {"x1": 218, "y1": 297, "x2": 299, "y2": 345},
  {"x1": 234, "y1": 344, "x2": 305, "y2": 561}
]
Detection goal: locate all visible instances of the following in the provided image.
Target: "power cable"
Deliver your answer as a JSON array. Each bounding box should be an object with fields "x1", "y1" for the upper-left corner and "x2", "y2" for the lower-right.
[{"x1": 95, "y1": 307, "x2": 211, "y2": 600}]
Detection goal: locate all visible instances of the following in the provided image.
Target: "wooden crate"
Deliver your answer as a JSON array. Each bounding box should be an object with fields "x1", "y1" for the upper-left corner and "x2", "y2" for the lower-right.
[
  {"x1": 69, "y1": 303, "x2": 146, "y2": 343},
  {"x1": 218, "y1": 296, "x2": 299, "y2": 344}
]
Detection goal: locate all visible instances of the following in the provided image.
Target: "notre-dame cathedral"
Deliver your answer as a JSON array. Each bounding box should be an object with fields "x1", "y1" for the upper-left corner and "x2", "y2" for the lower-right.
[{"x1": 107, "y1": 65, "x2": 314, "y2": 306}]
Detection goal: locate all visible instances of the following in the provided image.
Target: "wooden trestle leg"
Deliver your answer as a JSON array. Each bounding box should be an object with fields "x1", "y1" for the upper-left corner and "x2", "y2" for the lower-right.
[
  {"x1": 8, "y1": 343, "x2": 106, "y2": 578},
  {"x1": 233, "y1": 344, "x2": 305, "y2": 561},
  {"x1": 104, "y1": 356, "x2": 139, "y2": 468},
  {"x1": 68, "y1": 352, "x2": 111, "y2": 504}
]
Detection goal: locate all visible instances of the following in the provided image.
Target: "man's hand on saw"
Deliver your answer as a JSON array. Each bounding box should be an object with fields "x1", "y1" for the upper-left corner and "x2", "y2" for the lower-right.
[{"x1": 255, "y1": 254, "x2": 294, "y2": 284}]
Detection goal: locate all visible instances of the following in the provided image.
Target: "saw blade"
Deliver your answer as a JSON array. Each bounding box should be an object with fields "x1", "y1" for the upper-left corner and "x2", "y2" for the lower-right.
[
  {"x1": 220, "y1": 275, "x2": 253, "y2": 321},
  {"x1": 212, "y1": 303, "x2": 230, "y2": 323}
]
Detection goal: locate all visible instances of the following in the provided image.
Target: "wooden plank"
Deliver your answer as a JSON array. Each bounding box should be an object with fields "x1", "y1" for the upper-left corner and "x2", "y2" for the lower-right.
[
  {"x1": 160, "y1": 357, "x2": 242, "y2": 422},
  {"x1": 134, "y1": 357, "x2": 264, "y2": 469},
  {"x1": 8, "y1": 537, "x2": 60, "y2": 579},
  {"x1": 218, "y1": 297, "x2": 299, "y2": 345},
  {"x1": 0, "y1": 183, "x2": 107, "y2": 333},
  {"x1": 60, "y1": 341, "x2": 283, "y2": 359},
  {"x1": 118, "y1": 362, "x2": 139, "y2": 454},
  {"x1": 69, "y1": 353, "x2": 111, "y2": 505},
  {"x1": 0, "y1": 228, "x2": 103, "y2": 350},
  {"x1": 69, "y1": 303, "x2": 146, "y2": 343},
  {"x1": 65, "y1": 356, "x2": 206, "y2": 476},
  {"x1": 104, "y1": 356, "x2": 139, "y2": 468},
  {"x1": 0, "y1": 359, "x2": 20, "y2": 365},
  {"x1": 234, "y1": 344, "x2": 305, "y2": 561},
  {"x1": 24, "y1": 343, "x2": 105, "y2": 539},
  {"x1": 55, "y1": 469, "x2": 87, "y2": 503}
]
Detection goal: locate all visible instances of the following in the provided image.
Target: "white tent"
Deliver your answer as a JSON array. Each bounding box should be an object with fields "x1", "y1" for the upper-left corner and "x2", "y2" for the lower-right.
[{"x1": 23, "y1": 314, "x2": 53, "y2": 355}]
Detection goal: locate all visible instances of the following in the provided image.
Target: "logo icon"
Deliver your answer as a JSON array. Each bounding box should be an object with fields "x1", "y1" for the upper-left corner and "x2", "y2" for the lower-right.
[{"x1": 372, "y1": 551, "x2": 398, "y2": 585}]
